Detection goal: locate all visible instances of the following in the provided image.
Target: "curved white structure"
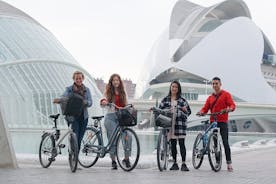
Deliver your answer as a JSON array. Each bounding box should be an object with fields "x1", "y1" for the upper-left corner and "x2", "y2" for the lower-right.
[
  {"x1": 137, "y1": 0, "x2": 276, "y2": 105},
  {"x1": 0, "y1": 1, "x2": 102, "y2": 129}
]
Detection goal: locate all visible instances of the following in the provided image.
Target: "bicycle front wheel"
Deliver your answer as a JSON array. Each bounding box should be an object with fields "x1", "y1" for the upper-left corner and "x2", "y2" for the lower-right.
[
  {"x1": 39, "y1": 133, "x2": 55, "y2": 168},
  {"x1": 116, "y1": 127, "x2": 140, "y2": 171},
  {"x1": 68, "y1": 132, "x2": 78, "y2": 172},
  {"x1": 207, "y1": 132, "x2": 222, "y2": 172},
  {"x1": 157, "y1": 130, "x2": 169, "y2": 171},
  {"x1": 192, "y1": 133, "x2": 204, "y2": 169},
  {"x1": 79, "y1": 127, "x2": 101, "y2": 168}
]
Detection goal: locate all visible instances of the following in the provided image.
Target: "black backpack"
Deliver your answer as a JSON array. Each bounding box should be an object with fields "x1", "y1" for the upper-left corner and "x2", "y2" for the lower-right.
[{"x1": 61, "y1": 93, "x2": 84, "y2": 116}]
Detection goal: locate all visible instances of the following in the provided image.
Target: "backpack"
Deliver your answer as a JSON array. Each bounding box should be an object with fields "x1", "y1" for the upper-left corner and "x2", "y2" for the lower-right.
[{"x1": 61, "y1": 93, "x2": 84, "y2": 116}]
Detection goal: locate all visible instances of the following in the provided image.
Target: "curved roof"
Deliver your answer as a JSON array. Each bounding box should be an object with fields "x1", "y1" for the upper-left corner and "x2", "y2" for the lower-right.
[
  {"x1": 170, "y1": 0, "x2": 252, "y2": 62},
  {"x1": 0, "y1": 0, "x2": 42, "y2": 27},
  {"x1": 0, "y1": 1, "x2": 77, "y2": 65}
]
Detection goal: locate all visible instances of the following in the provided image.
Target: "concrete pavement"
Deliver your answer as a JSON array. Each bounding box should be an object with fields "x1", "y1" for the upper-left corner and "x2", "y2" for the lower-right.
[{"x1": 0, "y1": 147, "x2": 276, "y2": 184}]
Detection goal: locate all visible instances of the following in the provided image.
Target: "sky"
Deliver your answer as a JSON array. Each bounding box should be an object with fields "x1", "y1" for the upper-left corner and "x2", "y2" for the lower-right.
[{"x1": 4, "y1": 0, "x2": 276, "y2": 83}]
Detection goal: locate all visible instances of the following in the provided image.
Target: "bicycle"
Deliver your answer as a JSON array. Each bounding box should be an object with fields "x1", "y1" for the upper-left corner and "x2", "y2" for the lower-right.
[
  {"x1": 78, "y1": 103, "x2": 140, "y2": 171},
  {"x1": 151, "y1": 107, "x2": 173, "y2": 171},
  {"x1": 39, "y1": 114, "x2": 79, "y2": 172},
  {"x1": 192, "y1": 112, "x2": 223, "y2": 172}
]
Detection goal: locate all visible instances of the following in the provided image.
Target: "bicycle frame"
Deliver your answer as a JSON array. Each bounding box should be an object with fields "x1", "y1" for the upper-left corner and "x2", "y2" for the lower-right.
[{"x1": 86, "y1": 120, "x2": 122, "y2": 158}]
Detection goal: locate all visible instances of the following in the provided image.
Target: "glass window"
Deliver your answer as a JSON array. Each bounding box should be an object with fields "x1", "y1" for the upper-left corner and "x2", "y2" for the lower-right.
[{"x1": 198, "y1": 19, "x2": 223, "y2": 32}]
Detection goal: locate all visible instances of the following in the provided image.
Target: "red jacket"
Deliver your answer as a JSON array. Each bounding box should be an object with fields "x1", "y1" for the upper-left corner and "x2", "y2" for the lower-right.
[{"x1": 200, "y1": 90, "x2": 236, "y2": 123}]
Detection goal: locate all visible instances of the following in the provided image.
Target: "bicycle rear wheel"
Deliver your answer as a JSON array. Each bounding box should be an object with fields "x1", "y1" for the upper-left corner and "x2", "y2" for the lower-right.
[
  {"x1": 78, "y1": 127, "x2": 101, "y2": 168},
  {"x1": 116, "y1": 128, "x2": 140, "y2": 171},
  {"x1": 207, "y1": 132, "x2": 222, "y2": 172},
  {"x1": 192, "y1": 133, "x2": 204, "y2": 169},
  {"x1": 68, "y1": 132, "x2": 78, "y2": 172},
  {"x1": 157, "y1": 130, "x2": 169, "y2": 171},
  {"x1": 39, "y1": 133, "x2": 55, "y2": 168}
]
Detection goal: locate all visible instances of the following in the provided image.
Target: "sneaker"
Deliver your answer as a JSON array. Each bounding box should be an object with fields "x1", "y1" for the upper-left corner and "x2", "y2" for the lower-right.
[
  {"x1": 122, "y1": 159, "x2": 131, "y2": 168},
  {"x1": 227, "y1": 164, "x2": 233, "y2": 172},
  {"x1": 112, "y1": 161, "x2": 118, "y2": 170},
  {"x1": 181, "y1": 163, "x2": 189, "y2": 171},
  {"x1": 169, "y1": 163, "x2": 179, "y2": 170}
]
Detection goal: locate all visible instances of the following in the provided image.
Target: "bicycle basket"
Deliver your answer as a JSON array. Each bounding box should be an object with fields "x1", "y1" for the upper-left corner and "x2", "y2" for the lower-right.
[
  {"x1": 155, "y1": 114, "x2": 172, "y2": 128},
  {"x1": 116, "y1": 107, "x2": 137, "y2": 126},
  {"x1": 60, "y1": 93, "x2": 84, "y2": 116}
]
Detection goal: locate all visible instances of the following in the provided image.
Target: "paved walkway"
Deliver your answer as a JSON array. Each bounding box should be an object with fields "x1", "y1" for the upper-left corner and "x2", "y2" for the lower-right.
[{"x1": 1, "y1": 147, "x2": 276, "y2": 184}]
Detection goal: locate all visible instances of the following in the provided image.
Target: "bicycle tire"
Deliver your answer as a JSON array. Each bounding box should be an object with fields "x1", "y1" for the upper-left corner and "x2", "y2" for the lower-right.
[
  {"x1": 116, "y1": 127, "x2": 140, "y2": 171},
  {"x1": 68, "y1": 132, "x2": 78, "y2": 172},
  {"x1": 192, "y1": 132, "x2": 204, "y2": 169},
  {"x1": 157, "y1": 130, "x2": 169, "y2": 171},
  {"x1": 207, "y1": 132, "x2": 222, "y2": 172},
  {"x1": 78, "y1": 127, "x2": 101, "y2": 168},
  {"x1": 39, "y1": 133, "x2": 55, "y2": 168}
]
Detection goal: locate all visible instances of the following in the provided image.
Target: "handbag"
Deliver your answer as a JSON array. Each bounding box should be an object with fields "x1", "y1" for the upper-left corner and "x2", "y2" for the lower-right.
[
  {"x1": 116, "y1": 107, "x2": 137, "y2": 126},
  {"x1": 155, "y1": 114, "x2": 172, "y2": 128}
]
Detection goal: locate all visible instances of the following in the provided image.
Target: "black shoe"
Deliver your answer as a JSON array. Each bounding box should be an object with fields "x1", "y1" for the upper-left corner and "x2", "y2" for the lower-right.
[
  {"x1": 170, "y1": 163, "x2": 179, "y2": 170},
  {"x1": 112, "y1": 161, "x2": 117, "y2": 170},
  {"x1": 122, "y1": 159, "x2": 131, "y2": 168},
  {"x1": 181, "y1": 163, "x2": 189, "y2": 171}
]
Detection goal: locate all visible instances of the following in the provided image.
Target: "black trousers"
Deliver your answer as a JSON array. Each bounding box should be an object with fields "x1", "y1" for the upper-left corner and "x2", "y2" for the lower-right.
[
  {"x1": 170, "y1": 138, "x2": 186, "y2": 162},
  {"x1": 217, "y1": 122, "x2": 232, "y2": 164}
]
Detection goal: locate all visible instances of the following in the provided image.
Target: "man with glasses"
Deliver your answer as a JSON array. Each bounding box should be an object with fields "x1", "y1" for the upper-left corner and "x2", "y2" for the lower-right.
[{"x1": 197, "y1": 77, "x2": 236, "y2": 172}]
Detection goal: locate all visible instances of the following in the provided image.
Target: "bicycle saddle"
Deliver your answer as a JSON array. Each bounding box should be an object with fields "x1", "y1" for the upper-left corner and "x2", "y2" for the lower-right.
[
  {"x1": 91, "y1": 116, "x2": 104, "y2": 120},
  {"x1": 49, "y1": 114, "x2": 60, "y2": 119}
]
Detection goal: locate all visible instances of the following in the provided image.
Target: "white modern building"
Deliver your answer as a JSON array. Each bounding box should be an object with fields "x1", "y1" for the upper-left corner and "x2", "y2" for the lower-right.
[
  {"x1": 0, "y1": 1, "x2": 102, "y2": 129},
  {"x1": 137, "y1": 0, "x2": 276, "y2": 105}
]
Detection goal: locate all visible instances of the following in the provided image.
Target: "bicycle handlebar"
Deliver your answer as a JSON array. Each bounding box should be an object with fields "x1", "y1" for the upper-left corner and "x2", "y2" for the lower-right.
[
  {"x1": 150, "y1": 107, "x2": 172, "y2": 113},
  {"x1": 196, "y1": 111, "x2": 230, "y2": 117},
  {"x1": 106, "y1": 103, "x2": 133, "y2": 109}
]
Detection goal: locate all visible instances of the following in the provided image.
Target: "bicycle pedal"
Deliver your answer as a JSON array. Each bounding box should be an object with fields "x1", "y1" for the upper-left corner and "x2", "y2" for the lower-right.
[
  {"x1": 59, "y1": 144, "x2": 66, "y2": 148},
  {"x1": 48, "y1": 157, "x2": 55, "y2": 162}
]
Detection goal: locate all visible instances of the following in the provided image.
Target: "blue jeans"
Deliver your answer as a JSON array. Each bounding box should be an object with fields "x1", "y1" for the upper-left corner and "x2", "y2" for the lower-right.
[
  {"x1": 70, "y1": 115, "x2": 88, "y2": 151},
  {"x1": 104, "y1": 113, "x2": 132, "y2": 158}
]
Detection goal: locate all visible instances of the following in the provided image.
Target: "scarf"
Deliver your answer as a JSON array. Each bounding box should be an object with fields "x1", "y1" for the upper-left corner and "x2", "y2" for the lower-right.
[{"x1": 73, "y1": 83, "x2": 86, "y2": 97}]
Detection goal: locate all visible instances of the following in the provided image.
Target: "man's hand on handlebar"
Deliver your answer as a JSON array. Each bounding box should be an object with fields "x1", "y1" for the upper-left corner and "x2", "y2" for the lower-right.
[
  {"x1": 196, "y1": 111, "x2": 205, "y2": 116},
  {"x1": 220, "y1": 107, "x2": 233, "y2": 114}
]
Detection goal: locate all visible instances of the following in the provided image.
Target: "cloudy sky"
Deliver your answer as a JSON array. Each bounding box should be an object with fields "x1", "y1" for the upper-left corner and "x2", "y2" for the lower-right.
[{"x1": 4, "y1": 0, "x2": 276, "y2": 83}]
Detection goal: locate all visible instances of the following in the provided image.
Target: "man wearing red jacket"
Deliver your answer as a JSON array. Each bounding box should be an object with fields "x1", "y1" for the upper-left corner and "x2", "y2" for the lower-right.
[{"x1": 197, "y1": 77, "x2": 236, "y2": 172}]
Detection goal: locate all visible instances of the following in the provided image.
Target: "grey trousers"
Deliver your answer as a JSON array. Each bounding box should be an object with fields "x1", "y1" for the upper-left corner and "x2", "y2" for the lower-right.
[{"x1": 104, "y1": 113, "x2": 132, "y2": 158}]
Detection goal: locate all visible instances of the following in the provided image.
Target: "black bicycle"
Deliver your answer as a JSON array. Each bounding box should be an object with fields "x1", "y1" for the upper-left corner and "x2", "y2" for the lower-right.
[
  {"x1": 39, "y1": 114, "x2": 78, "y2": 172},
  {"x1": 78, "y1": 103, "x2": 140, "y2": 171},
  {"x1": 151, "y1": 107, "x2": 173, "y2": 171},
  {"x1": 192, "y1": 112, "x2": 223, "y2": 172}
]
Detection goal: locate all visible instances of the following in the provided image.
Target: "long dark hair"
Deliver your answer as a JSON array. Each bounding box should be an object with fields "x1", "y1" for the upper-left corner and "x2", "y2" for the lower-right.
[
  {"x1": 168, "y1": 80, "x2": 182, "y2": 99},
  {"x1": 105, "y1": 73, "x2": 127, "y2": 106}
]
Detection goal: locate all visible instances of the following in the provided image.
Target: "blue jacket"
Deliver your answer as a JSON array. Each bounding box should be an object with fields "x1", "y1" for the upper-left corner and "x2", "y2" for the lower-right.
[{"x1": 62, "y1": 85, "x2": 92, "y2": 120}]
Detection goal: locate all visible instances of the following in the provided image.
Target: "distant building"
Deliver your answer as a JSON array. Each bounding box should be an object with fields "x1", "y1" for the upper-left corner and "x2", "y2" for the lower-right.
[
  {"x1": 95, "y1": 78, "x2": 136, "y2": 99},
  {"x1": 123, "y1": 79, "x2": 136, "y2": 99},
  {"x1": 137, "y1": 0, "x2": 276, "y2": 104},
  {"x1": 94, "y1": 78, "x2": 105, "y2": 94}
]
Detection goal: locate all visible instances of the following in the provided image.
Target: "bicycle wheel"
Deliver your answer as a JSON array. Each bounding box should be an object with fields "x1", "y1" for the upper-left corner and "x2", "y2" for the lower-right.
[
  {"x1": 192, "y1": 133, "x2": 204, "y2": 169},
  {"x1": 78, "y1": 127, "x2": 101, "y2": 168},
  {"x1": 207, "y1": 132, "x2": 222, "y2": 172},
  {"x1": 116, "y1": 128, "x2": 140, "y2": 171},
  {"x1": 157, "y1": 130, "x2": 169, "y2": 171},
  {"x1": 39, "y1": 133, "x2": 55, "y2": 168},
  {"x1": 68, "y1": 132, "x2": 78, "y2": 172}
]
